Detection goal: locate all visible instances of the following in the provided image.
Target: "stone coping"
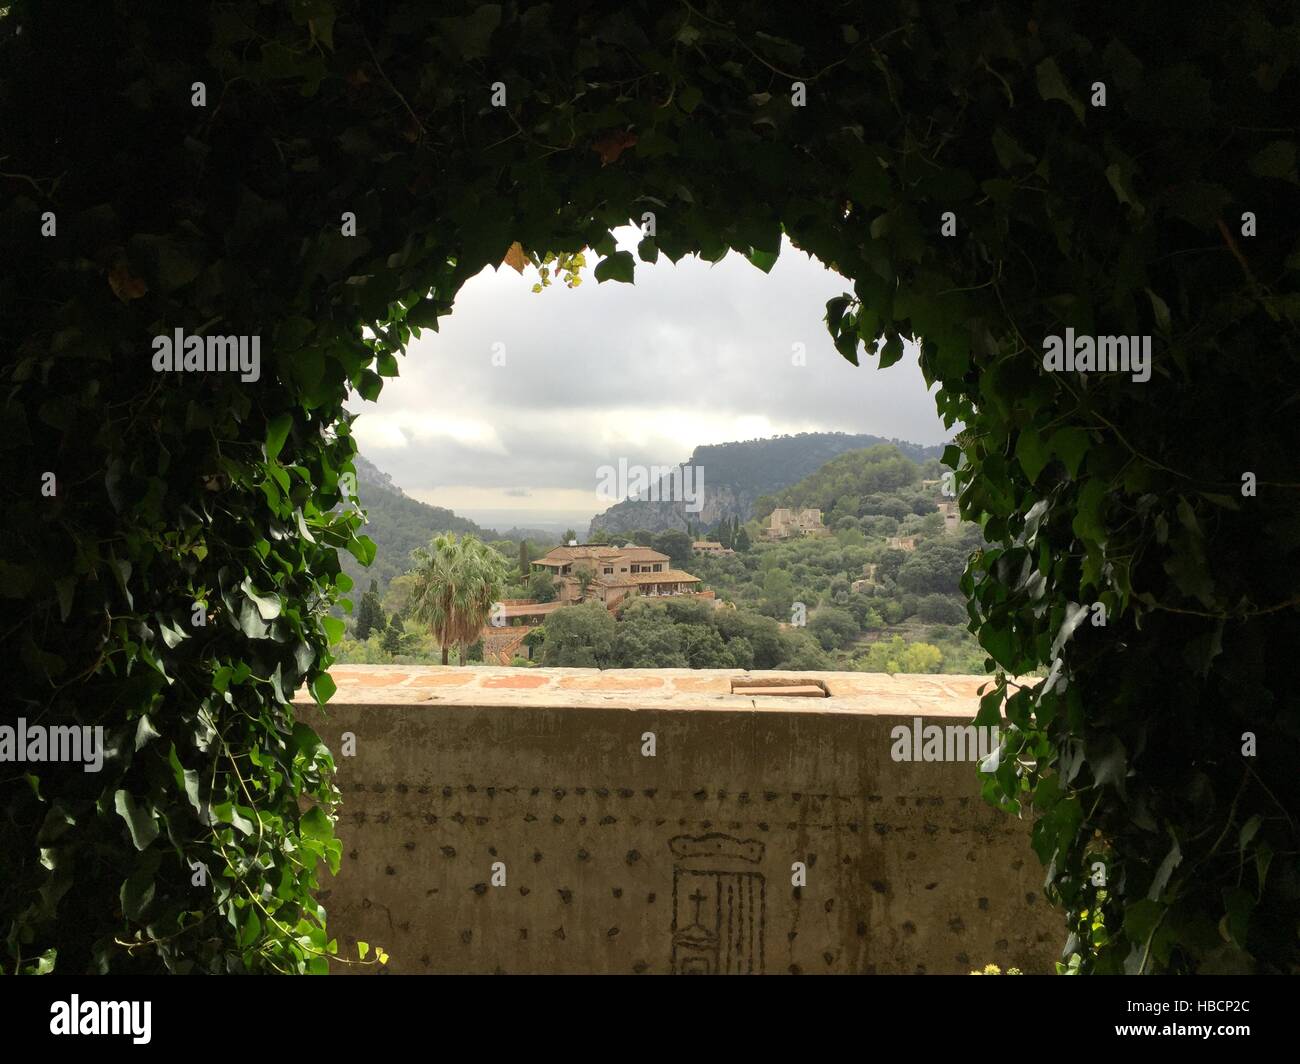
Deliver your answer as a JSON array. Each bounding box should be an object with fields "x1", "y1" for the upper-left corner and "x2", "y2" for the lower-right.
[{"x1": 295, "y1": 665, "x2": 999, "y2": 717}]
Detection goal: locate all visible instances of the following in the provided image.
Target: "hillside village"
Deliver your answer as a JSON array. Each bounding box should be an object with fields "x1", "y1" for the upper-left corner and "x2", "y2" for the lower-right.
[{"x1": 338, "y1": 441, "x2": 987, "y2": 675}]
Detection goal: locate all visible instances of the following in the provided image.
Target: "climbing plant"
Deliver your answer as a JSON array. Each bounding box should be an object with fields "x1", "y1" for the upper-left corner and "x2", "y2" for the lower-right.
[{"x1": 1, "y1": 0, "x2": 1296, "y2": 974}]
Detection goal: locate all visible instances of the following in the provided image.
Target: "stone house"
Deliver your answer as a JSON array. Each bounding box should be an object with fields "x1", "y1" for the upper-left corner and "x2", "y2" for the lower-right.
[
  {"x1": 532, "y1": 544, "x2": 702, "y2": 608},
  {"x1": 763, "y1": 507, "x2": 830, "y2": 540},
  {"x1": 851, "y1": 562, "x2": 879, "y2": 593},
  {"x1": 692, "y1": 540, "x2": 734, "y2": 556},
  {"x1": 940, "y1": 501, "x2": 960, "y2": 535}
]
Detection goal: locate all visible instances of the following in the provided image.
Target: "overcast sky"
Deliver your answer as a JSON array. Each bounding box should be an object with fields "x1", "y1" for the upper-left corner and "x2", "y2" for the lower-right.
[{"x1": 350, "y1": 227, "x2": 952, "y2": 529}]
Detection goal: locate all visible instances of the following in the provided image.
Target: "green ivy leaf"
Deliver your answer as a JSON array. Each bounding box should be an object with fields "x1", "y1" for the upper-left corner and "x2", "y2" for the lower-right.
[
  {"x1": 114, "y1": 790, "x2": 159, "y2": 851},
  {"x1": 241, "y1": 577, "x2": 282, "y2": 620},
  {"x1": 120, "y1": 869, "x2": 155, "y2": 922},
  {"x1": 266, "y1": 414, "x2": 292, "y2": 462},
  {"x1": 310, "y1": 672, "x2": 337, "y2": 705},
  {"x1": 877, "y1": 334, "x2": 904, "y2": 369},
  {"x1": 1048, "y1": 427, "x2": 1090, "y2": 479},
  {"x1": 347, "y1": 534, "x2": 376, "y2": 566},
  {"x1": 593, "y1": 251, "x2": 635, "y2": 284},
  {"x1": 239, "y1": 908, "x2": 262, "y2": 948},
  {"x1": 300, "y1": 805, "x2": 333, "y2": 842},
  {"x1": 1035, "y1": 58, "x2": 1085, "y2": 122},
  {"x1": 1015, "y1": 430, "x2": 1049, "y2": 484},
  {"x1": 1148, "y1": 834, "x2": 1183, "y2": 900},
  {"x1": 134, "y1": 714, "x2": 162, "y2": 751}
]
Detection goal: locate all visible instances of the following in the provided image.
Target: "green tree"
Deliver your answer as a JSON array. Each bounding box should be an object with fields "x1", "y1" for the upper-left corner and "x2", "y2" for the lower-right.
[
  {"x1": 897, "y1": 544, "x2": 969, "y2": 596},
  {"x1": 355, "y1": 580, "x2": 387, "y2": 642},
  {"x1": 860, "y1": 636, "x2": 943, "y2": 674},
  {"x1": 722, "y1": 634, "x2": 755, "y2": 669},
  {"x1": 538, "y1": 604, "x2": 617, "y2": 668},
  {"x1": 381, "y1": 616, "x2": 402, "y2": 656},
  {"x1": 716, "y1": 610, "x2": 783, "y2": 668},
  {"x1": 881, "y1": 599, "x2": 908, "y2": 625},
  {"x1": 734, "y1": 527, "x2": 752, "y2": 552},
  {"x1": 408, "y1": 533, "x2": 510, "y2": 666},
  {"x1": 575, "y1": 566, "x2": 596, "y2": 599},
  {"x1": 561, "y1": 528, "x2": 577, "y2": 545},
  {"x1": 761, "y1": 569, "x2": 794, "y2": 617},
  {"x1": 917, "y1": 593, "x2": 966, "y2": 625},
  {"x1": 777, "y1": 630, "x2": 831, "y2": 670},
  {"x1": 652, "y1": 529, "x2": 693, "y2": 569},
  {"x1": 876, "y1": 549, "x2": 908, "y2": 584},
  {"x1": 528, "y1": 567, "x2": 558, "y2": 603},
  {"x1": 899, "y1": 642, "x2": 942, "y2": 673},
  {"x1": 810, "y1": 607, "x2": 859, "y2": 651},
  {"x1": 383, "y1": 572, "x2": 418, "y2": 622},
  {"x1": 680, "y1": 624, "x2": 731, "y2": 668},
  {"x1": 613, "y1": 606, "x2": 687, "y2": 667},
  {"x1": 518, "y1": 540, "x2": 530, "y2": 579}
]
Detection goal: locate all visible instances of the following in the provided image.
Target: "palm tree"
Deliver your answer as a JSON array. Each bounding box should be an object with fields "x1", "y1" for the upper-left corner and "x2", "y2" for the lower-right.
[{"x1": 408, "y1": 533, "x2": 510, "y2": 665}]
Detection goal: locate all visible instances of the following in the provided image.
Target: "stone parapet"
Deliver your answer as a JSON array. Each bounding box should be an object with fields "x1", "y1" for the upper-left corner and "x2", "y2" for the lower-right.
[{"x1": 295, "y1": 666, "x2": 1059, "y2": 974}]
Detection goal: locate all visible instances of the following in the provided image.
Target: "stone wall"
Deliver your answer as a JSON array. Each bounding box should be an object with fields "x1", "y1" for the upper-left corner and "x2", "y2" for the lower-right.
[{"x1": 296, "y1": 666, "x2": 1060, "y2": 975}]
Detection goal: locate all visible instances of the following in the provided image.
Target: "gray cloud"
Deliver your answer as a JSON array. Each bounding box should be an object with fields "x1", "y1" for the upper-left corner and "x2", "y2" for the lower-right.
[{"x1": 351, "y1": 229, "x2": 953, "y2": 518}]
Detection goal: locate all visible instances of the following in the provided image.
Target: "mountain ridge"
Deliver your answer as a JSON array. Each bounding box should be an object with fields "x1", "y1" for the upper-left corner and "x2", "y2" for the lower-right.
[
  {"x1": 343, "y1": 454, "x2": 494, "y2": 593},
  {"x1": 588, "y1": 431, "x2": 947, "y2": 536}
]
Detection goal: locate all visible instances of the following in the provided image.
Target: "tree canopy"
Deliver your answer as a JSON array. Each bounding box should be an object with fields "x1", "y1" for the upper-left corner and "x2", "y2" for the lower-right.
[
  {"x1": 1, "y1": 0, "x2": 1296, "y2": 975},
  {"x1": 408, "y1": 533, "x2": 510, "y2": 665}
]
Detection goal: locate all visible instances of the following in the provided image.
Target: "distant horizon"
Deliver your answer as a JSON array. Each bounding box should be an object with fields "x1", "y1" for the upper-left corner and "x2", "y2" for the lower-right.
[
  {"x1": 369, "y1": 423, "x2": 949, "y2": 538},
  {"x1": 429, "y1": 509, "x2": 595, "y2": 538}
]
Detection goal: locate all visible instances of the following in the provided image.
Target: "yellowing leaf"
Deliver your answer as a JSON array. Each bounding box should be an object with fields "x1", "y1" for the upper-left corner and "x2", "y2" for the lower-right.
[
  {"x1": 591, "y1": 130, "x2": 638, "y2": 166},
  {"x1": 502, "y1": 241, "x2": 528, "y2": 274},
  {"x1": 108, "y1": 259, "x2": 148, "y2": 302}
]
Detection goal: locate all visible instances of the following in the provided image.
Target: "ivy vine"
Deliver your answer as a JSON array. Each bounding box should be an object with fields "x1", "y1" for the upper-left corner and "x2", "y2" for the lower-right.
[{"x1": 1, "y1": 0, "x2": 1296, "y2": 973}]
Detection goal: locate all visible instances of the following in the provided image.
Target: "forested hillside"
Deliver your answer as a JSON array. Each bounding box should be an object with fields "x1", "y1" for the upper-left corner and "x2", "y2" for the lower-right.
[
  {"x1": 754, "y1": 444, "x2": 942, "y2": 528},
  {"x1": 343, "y1": 454, "x2": 492, "y2": 593},
  {"x1": 589, "y1": 431, "x2": 946, "y2": 536},
  {"x1": 689, "y1": 446, "x2": 987, "y2": 674}
]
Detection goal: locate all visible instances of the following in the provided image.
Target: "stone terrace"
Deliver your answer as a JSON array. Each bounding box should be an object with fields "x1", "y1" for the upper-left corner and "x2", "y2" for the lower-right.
[{"x1": 295, "y1": 666, "x2": 1058, "y2": 975}]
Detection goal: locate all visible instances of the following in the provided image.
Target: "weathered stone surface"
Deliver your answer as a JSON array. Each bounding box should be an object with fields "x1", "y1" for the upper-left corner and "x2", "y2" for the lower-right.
[{"x1": 296, "y1": 666, "x2": 1059, "y2": 974}]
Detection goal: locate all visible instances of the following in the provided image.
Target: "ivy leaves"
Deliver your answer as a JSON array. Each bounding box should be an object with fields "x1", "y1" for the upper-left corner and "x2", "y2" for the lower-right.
[
  {"x1": 114, "y1": 790, "x2": 160, "y2": 851},
  {"x1": 593, "y1": 250, "x2": 635, "y2": 284},
  {"x1": 1, "y1": 0, "x2": 1295, "y2": 979}
]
